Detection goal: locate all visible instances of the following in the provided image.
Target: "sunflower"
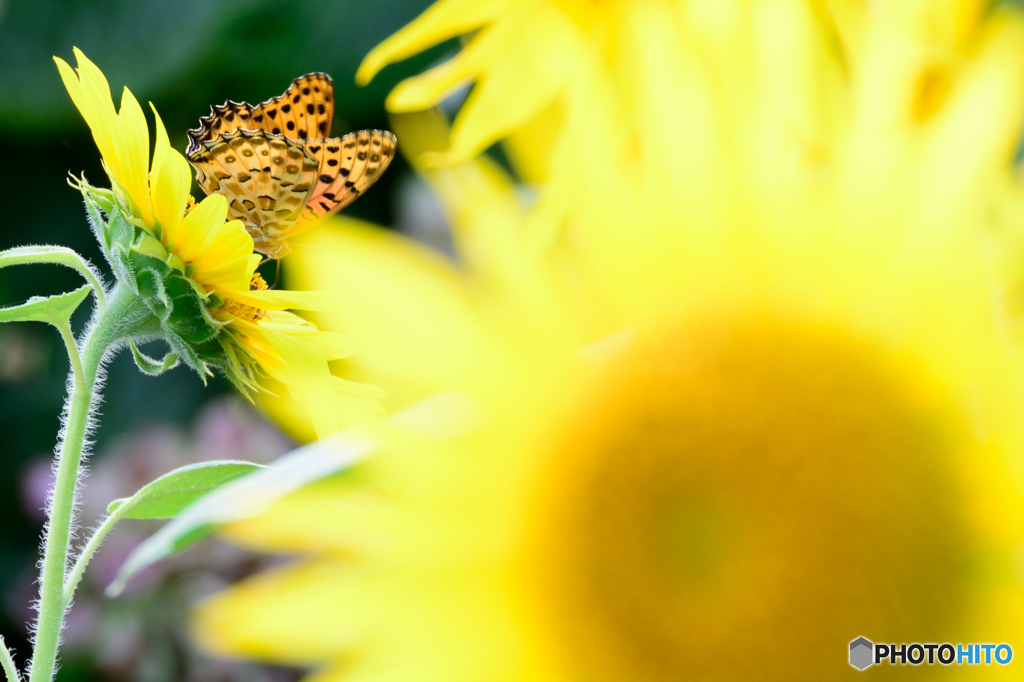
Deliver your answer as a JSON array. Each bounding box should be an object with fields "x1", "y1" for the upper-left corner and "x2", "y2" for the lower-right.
[
  {"x1": 197, "y1": 2, "x2": 1024, "y2": 681},
  {"x1": 56, "y1": 48, "x2": 382, "y2": 436}
]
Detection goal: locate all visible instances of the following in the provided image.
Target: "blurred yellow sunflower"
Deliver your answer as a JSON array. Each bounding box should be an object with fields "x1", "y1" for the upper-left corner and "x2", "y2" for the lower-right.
[
  {"x1": 197, "y1": 1, "x2": 1024, "y2": 681},
  {"x1": 56, "y1": 48, "x2": 382, "y2": 436}
]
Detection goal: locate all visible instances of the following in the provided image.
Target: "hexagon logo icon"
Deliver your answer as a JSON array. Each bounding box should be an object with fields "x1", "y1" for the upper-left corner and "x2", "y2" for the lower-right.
[{"x1": 850, "y1": 637, "x2": 874, "y2": 670}]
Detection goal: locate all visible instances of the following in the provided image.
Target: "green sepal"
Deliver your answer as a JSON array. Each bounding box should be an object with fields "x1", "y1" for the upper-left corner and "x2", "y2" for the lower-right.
[
  {"x1": 0, "y1": 284, "x2": 92, "y2": 328},
  {"x1": 111, "y1": 243, "x2": 137, "y2": 293},
  {"x1": 166, "y1": 253, "x2": 186, "y2": 274},
  {"x1": 127, "y1": 224, "x2": 173, "y2": 279},
  {"x1": 160, "y1": 327, "x2": 209, "y2": 381},
  {"x1": 129, "y1": 340, "x2": 180, "y2": 376},
  {"x1": 162, "y1": 275, "x2": 223, "y2": 345},
  {"x1": 136, "y1": 269, "x2": 172, "y2": 321},
  {"x1": 132, "y1": 231, "x2": 168, "y2": 261},
  {"x1": 182, "y1": 271, "x2": 214, "y2": 302},
  {"x1": 82, "y1": 183, "x2": 115, "y2": 215},
  {"x1": 80, "y1": 187, "x2": 113, "y2": 254},
  {"x1": 124, "y1": 214, "x2": 151, "y2": 233},
  {"x1": 69, "y1": 172, "x2": 114, "y2": 214},
  {"x1": 208, "y1": 332, "x2": 259, "y2": 399},
  {"x1": 103, "y1": 207, "x2": 140, "y2": 291},
  {"x1": 105, "y1": 205, "x2": 137, "y2": 255}
]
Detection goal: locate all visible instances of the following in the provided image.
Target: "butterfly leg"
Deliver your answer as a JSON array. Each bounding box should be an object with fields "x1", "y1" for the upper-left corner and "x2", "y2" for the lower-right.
[{"x1": 269, "y1": 258, "x2": 282, "y2": 290}]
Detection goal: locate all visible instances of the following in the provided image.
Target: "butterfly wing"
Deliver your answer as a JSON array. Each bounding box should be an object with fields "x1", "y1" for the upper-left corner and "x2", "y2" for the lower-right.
[
  {"x1": 186, "y1": 73, "x2": 334, "y2": 155},
  {"x1": 188, "y1": 129, "x2": 321, "y2": 258},
  {"x1": 185, "y1": 100, "x2": 256, "y2": 156},
  {"x1": 295, "y1": 130, "x2": 398, "y2": 234},
  {"x1": 186, "y1": 75, "x2": 395, "y2": 257},
  {"x1": 249, "y1": 72, "x2": 335, "y2": 142}
]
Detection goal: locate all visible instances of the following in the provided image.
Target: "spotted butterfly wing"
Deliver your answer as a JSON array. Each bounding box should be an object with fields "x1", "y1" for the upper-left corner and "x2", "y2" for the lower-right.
[
  {"x1": 297, "y1": 130, "x2": 397, "y2": 232},
  {"x1": 186, "y1": 73, "x2": 334, "y2": 155},
  {"x1": 187, "y1": 73, "x2": 397, "y2": 259},
  {"x1": 189, "y1": 129, "x2": 320, "y2": 258}
]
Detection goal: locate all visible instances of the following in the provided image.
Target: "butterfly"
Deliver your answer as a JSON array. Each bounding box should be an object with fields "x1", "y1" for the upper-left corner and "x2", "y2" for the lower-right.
[{"x1": 186, "y1": 72, "x2": 397, "y2": 259}]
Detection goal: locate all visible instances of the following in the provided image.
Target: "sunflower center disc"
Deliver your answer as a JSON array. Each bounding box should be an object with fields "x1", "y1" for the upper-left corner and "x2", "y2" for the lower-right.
[{"x1": 533, "y1": 315, "x2": 972, "y2": 681}]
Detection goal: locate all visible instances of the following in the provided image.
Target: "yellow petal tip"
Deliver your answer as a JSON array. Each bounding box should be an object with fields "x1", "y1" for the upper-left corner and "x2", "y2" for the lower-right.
[{"x1": 356, "y1": 52, "x2": 385, "y2": 87}]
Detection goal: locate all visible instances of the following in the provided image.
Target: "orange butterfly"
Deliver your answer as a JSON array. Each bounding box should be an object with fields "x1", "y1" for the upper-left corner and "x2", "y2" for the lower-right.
[{"x1": 186, "y1": 73, "x2": 397, "y2": 259}]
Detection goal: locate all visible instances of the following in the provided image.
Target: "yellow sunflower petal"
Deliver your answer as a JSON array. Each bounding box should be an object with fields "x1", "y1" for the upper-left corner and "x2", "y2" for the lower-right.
[
  {"x1": 147, "y1": 103, "x2": 194, "y2": 242},
  {"x1": 332, "y1": 376, "x2": 386, "y2": 399},
  {"x1": 225, "y1": 289, "x2": 330, "y2": 312},
  {"x1": 385, "y1": 44, "x2": 477, "y2": 113},
  {"x1": 150, "y1": 148, "x2": 191, "y2": 244},
  {"x1": 111, "y1": 87, "x2": 152, "y2": 224},
  {"x1": 253, "y1": 312, "x2": 360, "y2": 359},
  {"x1": 197, "y1": 3, "x2": 1024, "y2": 682},
  {"x1": 254, "y1": 327, "x2": 339, "y2": 437},
  {"x1": 55, "y1": 56, "x2": 116, "y2": 166},
  {"x1": 893, "y1": 0, "x2": 986, "y2": 46},
  {"x1": 393, "y1": 110, "x2": 579, "y2": 345},
  {"x1": 433, "y1": 4, "x2": 582, "y2": 165},
  {"x1": 196, "y1": 255, "x2": 256, "y2": 293},
  {"x1": 915, "y1": 8, "x2": 1024, "y2": 208},
  {"x1": 150, "y1": 103, "x2": 170, "y2": 181},
  {"x1": 196, "y1": 559, "x2": 375, "y2": 665},
  {"x1": 199, "y1": 221, "x2": 255, "y2": 264},
  {"x1": 357, "y1": 0, "x2": 508, "y2": 86},
  {"x1": 285, "y1": 218, "x2": 501, "y2": 410},
  {"x1": 68, "y1": 48, "x2": 119, "y2": 163},
  {"x1": 175, "y1": 194, "x2": 231, "y2": 263}
]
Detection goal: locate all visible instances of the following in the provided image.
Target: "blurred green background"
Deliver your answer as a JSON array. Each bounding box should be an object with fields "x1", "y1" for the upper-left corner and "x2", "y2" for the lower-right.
[{"x1": 0, "y1": 1, "x2": 449, "y2": 679}]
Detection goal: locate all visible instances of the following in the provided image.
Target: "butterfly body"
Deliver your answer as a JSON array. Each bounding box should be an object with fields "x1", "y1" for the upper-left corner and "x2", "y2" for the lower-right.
[{"x1": 187, "y1": 73, "x2": 397, "y2": 259}]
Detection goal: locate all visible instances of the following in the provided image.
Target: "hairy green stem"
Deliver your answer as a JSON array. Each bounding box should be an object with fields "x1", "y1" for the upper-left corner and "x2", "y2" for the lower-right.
[
  {"x1": 28, "y1": 285, "x2": 149, "y2": 682},
  {"x1": 0, "y1": 246, "x2": 106, "y2": 307},
  {"x1": 0, "y1": 637, "x2": 21, "y2": 682},
  {"x1": 62, "y1": 504, "x2": 130, "y2": 604}
]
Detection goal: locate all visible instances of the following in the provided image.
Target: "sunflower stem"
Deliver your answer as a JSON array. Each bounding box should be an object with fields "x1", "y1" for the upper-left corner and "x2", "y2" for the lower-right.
[
  {"x1": 62, "y1": 503, "x2": 130, "y2": 605},
  {"x1": 0, "y1": 245, "x2": 106, "y2": 307},
  {"x1": 0, "y1": 637, "x2": 21, "y2": 682},
  {"x1": 28, "y1": 285, "x2": 149, "y2": 682}
]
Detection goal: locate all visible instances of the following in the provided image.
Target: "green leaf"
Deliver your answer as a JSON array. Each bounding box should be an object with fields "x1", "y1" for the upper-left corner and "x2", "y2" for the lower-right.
[
  {"x1": 129, "y1": 341, "x2": 179, "y2": 376},
  {"x1": 0, "y1": 285, "x2": 92, "y2": 328},
  {"x1": 110, "y1": 460, "x2": 264, "y2": 520},
  {"x1": 106, "y1": 430, "x2": 378, "y2": 597},
  {"x1": 105, "y1": 392, "x2": 484, "y2": 597}
]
